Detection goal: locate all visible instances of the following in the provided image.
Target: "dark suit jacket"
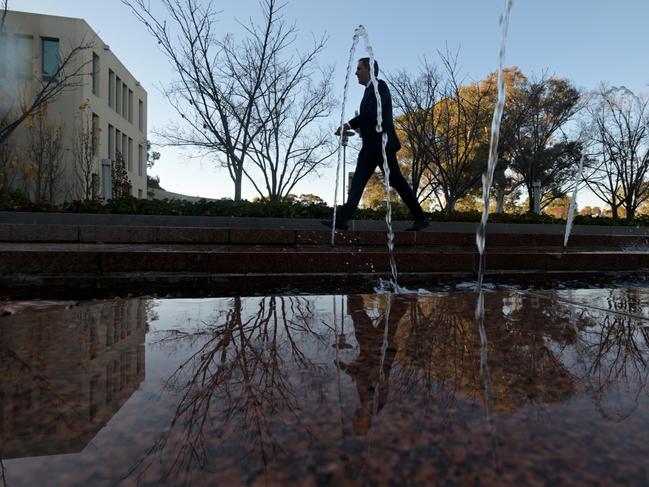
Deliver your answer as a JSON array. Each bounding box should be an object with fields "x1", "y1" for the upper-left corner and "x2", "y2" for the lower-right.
[{"x1": 348, "y1": 79, "x2": 401, "y2": 153}]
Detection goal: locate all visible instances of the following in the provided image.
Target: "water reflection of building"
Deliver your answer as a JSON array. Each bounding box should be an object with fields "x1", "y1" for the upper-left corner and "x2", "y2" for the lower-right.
[{"x1": 0, "y1": 299, "x2": 147, "y2": 459}]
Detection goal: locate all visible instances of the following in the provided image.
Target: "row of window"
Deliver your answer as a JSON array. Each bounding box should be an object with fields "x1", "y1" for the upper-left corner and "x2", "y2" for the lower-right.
[
  {"x1": 106, "y1": 123, "x2": 146, "y2": 177},
  {"x1": 0, "y1": 34, "x2": 60, "y2": 80},
  {"x1": 106, "y1": 67, "x2": 144, "y2": 132}
]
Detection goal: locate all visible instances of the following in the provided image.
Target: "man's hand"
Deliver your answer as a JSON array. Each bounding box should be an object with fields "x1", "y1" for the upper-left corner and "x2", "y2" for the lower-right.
[{"x1": 334, "y1": 123, "x2": 351, "y2": 136}]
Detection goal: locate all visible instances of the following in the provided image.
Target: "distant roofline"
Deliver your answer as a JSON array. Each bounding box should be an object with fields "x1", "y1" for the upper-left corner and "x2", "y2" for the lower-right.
[
  {"x1": 8, "y1": 9, "x2": 86, "y2": 23},
  {"x1": 7, "y1": 9, "x2": 97, "y2": 41}
]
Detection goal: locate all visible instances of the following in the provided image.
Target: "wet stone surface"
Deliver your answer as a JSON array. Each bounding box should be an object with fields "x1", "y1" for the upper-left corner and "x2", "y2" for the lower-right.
[{"x1": 1, "y1": 289, "x2": 649, "y2": 486}]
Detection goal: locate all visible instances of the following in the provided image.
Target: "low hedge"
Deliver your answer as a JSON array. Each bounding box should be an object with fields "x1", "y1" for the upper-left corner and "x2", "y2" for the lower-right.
[{"x1": 1, "y1": 194, "x2": 649, "y2": 227}]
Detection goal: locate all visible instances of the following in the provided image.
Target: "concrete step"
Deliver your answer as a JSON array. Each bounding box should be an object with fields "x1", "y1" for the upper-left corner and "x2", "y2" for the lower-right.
[
  {"x1": 1, "y1": 223, "x2": 649, "y2": 249},
  {"x1": 1, "y1": 242, "x2": 647, "y2": 297}
]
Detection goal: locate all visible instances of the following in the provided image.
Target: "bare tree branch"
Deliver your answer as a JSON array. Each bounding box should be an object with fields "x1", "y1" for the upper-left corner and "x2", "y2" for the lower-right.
[
  {"x1": 122, "y1": 0, "x2": 328, "y2": 201},
  {"x1": 0, "y1": 37, "x2": 94, "y2": 145},
  {"x1": 584, "y1": 85, "x2": 649, "y2": 220},
  {"x1": 0, "y1": 1, "x2": 8, "y2": 32}
]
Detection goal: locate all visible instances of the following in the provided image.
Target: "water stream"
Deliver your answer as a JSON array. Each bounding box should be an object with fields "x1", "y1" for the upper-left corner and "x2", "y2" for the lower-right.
[
  {"x1": 334, "y1": 26, "x2": 399, "y2": 289},
  {"x1": 564, "y1": 153, "x2": 585, "y2": 248},
  {"x1": 356, "y1": 27, "x2": 399, "y2": 289},
  {"x1": 475, "y1": 0, "x2": 514, "y2": 290},
  {"x1": 332, "y1": 28, "x2": 363, "y2": 245}
]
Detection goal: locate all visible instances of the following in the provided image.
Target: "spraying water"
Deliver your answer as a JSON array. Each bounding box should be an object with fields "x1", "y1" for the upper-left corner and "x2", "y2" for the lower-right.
[
  {"x1": 331, "y1": 28, "x2": 363, "y2": 245},
  {"x1": 564, "y1": 153, "x2": 585, "y2": 248},
  {"x1": 356, "y1": 27, "x2": 399, "y2": 288},
  {"x1": 475, "y1": 0, "x2": 514, "y2": 290},
  {"x1": 333, "y1": 26, "x2": 399, "y2": 288}
]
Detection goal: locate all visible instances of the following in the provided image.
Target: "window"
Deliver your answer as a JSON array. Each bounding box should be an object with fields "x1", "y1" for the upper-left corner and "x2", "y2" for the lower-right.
[
  {"x1": 108, "y1": 124, "x2": 114, "y2": 160},
  {"x1": 128, "y1": 89, "x2": 133, "y2": 123},
  {"x1": 92, "y1": 52, "x2": 100, "y2": 96},
  {"x1": 128, "y1": 138, "x2": 133, "y2": 172},
  {"x1": 122, "y1": 134, "x2": 127, "y2": 166},
  {"x1": 108, "y1": 70, "x2": 115, "y2": 108},
  {"x1": 16, "y1": 35, "x2": 33, "y2": 77},
  {"x1": 138, "y1": 189, "x2": 143, "y2": 199},
  {"x1": 115, "y1": 129, "x2": 121, "y2": 158},
  {"x1": 138, "y1": 100, "x2": 144, "y2": 132},
  {"x1": 122, "y1": 84, "x2": 127, "y2": 119},
  {"x1": 41, "y1": 37, "x2": 59, "y2": 81},
  {"x1": 92, "y1": 113, "x2": 99, "y2": 156},
  {"x1": 115, "y1": 77, "x2": 121, "y2": 115},
  {"x1": 138, "y1": 144, "x2": 144, "y2": 177}
]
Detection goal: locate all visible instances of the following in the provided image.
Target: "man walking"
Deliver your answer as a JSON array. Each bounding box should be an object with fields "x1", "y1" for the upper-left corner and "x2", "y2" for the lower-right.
[{"x1": 329, "y1": 58, "x2": 430, "y2": 231}]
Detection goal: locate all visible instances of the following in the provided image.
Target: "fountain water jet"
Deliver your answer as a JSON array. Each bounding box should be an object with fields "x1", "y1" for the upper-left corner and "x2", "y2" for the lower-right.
[
  {"x1": 331, "y1": 27, "x2": 363, "y2": 245},
  {"x1": 475, "y1": 0, "x2": 514, "y2": 290},
  {"x1": 333, "y1": 26, "x2": 399, "y2": 290},
  {"x1": 564, "y1": 153, "x2": 585, "y2": 248}
]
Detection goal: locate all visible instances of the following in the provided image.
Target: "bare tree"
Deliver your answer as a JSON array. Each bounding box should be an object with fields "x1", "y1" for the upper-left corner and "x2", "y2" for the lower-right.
[
  {"x1": 0, "y1": 128, "x2": 18, "y2": 199},
  {"x1": 24, "y1": 103, "x2": 64, "y2": 203},
  {"x1": 390, "y1": 59, "x2": 443, "y2": 204},
  {"x1": 122, "y1": 0, "x2": 326, "y2": 201},
  {"x1": 246, "y1": 62, "x2": 336, "y2": 202},
  {"x1": 584, "y1": 85, "x2": 649, "y2": 220},
  {"x1": 389, "y1": 51, "x2": 494, "y2": 213},
  {"x1": 420, "y1": 52, "x2": 494, "y2": 213},
  {"x1": 72, "y1": 100, "x2": 99, "y2": 200}
]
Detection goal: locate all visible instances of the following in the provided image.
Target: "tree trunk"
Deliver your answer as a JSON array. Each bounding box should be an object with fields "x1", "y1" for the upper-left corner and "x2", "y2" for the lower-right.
[
  {"x1": 496, "y1": 189, "x2": 505, "y2": 213},
  {"x1": 446, "y1": 197, "x2": 456, "y2": 214},
  {"x1": 234, "y1": 171, "x2": 243, "y2": 201}
]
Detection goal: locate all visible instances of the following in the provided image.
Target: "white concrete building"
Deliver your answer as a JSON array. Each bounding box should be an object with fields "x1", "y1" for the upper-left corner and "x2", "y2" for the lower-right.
[{"x1": 1, "y1": 10, "x2": 148, "y2": 202}]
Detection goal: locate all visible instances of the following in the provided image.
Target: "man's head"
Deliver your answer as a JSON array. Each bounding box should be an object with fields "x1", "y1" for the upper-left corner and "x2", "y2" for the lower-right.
[{"x1": 356, "y1": 58, "x2": 379, "y2": 86}]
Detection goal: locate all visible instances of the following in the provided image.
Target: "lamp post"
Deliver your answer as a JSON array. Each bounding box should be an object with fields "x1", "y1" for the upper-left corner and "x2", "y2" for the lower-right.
[
  {"x1": 532, "y1": 180, "x2": 541, "y2": 214},
  {"x1": 341, "y1": 129, "x2": 355, "y2": 204}
]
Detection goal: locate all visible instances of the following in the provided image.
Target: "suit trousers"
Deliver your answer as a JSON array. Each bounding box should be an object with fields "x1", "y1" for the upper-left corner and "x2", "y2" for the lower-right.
[{"x1": 339, "y1": 147, "x2": 426, "y2": 222}]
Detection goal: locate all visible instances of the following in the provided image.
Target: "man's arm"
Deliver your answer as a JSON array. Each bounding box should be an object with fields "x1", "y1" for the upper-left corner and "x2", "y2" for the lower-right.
[{"x1": 348, "y1": 86, "x2": 377, "y2": 130}]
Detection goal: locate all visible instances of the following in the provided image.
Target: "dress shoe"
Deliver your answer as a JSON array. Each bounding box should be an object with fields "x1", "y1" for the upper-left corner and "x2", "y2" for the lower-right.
[{"x1": 405, "y1": 218, "x2": 430, "y2": 232}]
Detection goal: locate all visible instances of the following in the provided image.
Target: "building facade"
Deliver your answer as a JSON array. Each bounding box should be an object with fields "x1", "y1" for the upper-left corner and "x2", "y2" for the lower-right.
[{"x1": 1, "y1": 10, "x2": 148, "y2": 202}]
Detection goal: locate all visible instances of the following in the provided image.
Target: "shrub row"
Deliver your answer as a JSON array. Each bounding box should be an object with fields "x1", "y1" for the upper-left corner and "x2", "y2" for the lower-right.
[{"x1": 1, "y1": 193, "x2": 649, "y2": 227}]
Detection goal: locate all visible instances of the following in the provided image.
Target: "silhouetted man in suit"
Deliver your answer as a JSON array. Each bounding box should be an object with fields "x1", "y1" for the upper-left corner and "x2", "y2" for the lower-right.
[
  {"x1": 330, "y1": 58, "x2": 430, "y2": 231},
  {"x1": 338, "y1": 294, "x2": 406, "y2": 436}
]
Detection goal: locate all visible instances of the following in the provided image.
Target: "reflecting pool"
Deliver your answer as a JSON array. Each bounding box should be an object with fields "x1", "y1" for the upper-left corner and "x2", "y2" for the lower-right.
[{"x1": 2, "y1": 290, "x2": 649, "y2": 486}]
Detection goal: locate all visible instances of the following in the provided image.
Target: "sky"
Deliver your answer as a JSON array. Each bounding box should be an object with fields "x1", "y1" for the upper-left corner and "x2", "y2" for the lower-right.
[{"x1": 10, "y1": 0, "x2": 649, "y2": 207}]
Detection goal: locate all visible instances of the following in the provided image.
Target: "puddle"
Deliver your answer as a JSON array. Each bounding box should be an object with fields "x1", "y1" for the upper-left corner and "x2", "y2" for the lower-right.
[{"x1": 1, "y1": 290, "x2": 649, "y2": 485}]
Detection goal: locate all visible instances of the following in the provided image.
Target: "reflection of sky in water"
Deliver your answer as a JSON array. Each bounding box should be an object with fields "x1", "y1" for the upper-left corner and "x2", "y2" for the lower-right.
[{"x1": 1, "y1": 289, "x2": 649, "y2": 486}]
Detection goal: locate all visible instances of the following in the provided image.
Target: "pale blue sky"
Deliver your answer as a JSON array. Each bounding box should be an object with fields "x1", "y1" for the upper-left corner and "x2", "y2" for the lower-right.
[{"x1": 12, "y1": 0, "x2": 649, "y2": 205}]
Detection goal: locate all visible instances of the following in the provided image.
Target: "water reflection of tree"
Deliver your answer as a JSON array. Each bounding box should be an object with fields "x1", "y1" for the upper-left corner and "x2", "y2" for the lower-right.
[
  {"x1": 568, "y1": 289, "x2": 649, "y2": 422},
  {"x1": 1, "y1": 458, "x2": 7, "y2": 487},
  {"x1": 125, "y1": 291, "x2": 649, "y2": 484},
  {"x1": 128, "y1": 295, "x2": 328, "y2": 485},
  {"x1": 393, "y1": 292, "x2": 577, "y2": 413}
]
